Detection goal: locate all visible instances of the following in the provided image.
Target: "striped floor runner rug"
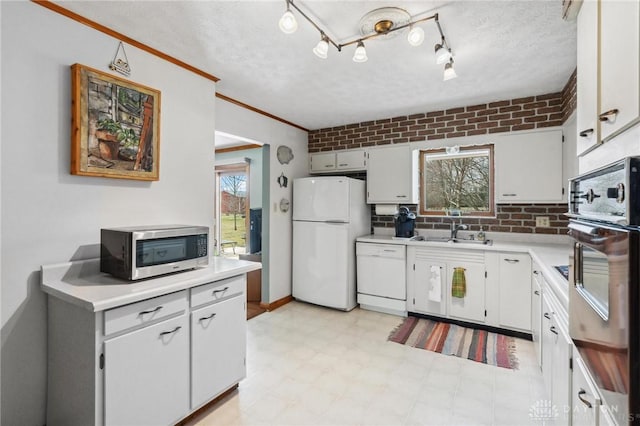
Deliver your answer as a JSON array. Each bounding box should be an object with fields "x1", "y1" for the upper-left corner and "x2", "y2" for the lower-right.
[{"x1": 388, "y1": 316, "x2": 519, "y2": 369}]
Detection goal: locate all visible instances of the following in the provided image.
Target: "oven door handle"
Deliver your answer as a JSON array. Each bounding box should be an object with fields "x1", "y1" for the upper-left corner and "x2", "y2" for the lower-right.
[
  {"x1": 573, "y1": 242, "x2": 584, "y2": 289},
  {"x1": 568, "y1": 222, "x2": 600, "y2": 235}
]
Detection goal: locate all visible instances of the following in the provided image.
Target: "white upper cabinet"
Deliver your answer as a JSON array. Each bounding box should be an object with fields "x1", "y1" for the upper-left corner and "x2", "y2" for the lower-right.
[
  {"x1": 599, "y1": 0, "x2": 640, "y2": 141},
  {"x1": 309, "y1": 149, "x2": 367, "y2": 173},
  {"x1": 366, "y1": 144, "x2": 419, "y2": 204},
  {"x1": 576, "y1": 0, "x2": 600, "y2": 155},
  {"x1": 495, "y1": 130, "x2": 564, "y2": 203}
]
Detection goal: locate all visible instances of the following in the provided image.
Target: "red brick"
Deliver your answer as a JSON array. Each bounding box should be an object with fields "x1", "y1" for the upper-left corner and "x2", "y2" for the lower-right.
[
  {"x1": 523, "y1": 101, "x2": 548, "y2": 110},
  {"x1": 512, "y1": 96, "x2": 535, "y2": 104},
  {"x1": 489, "y1": 126, "x2": 511, "y2": 134},
  {"x1": 512, "y1": 213, "x2": 533, "y2": 219},
  {"x1": 417, "y1": 129, "x2": 436, "y2": 136},
  {"x1": 512, "y1": 124, "x2": 536, "y2": 131},
  {"x1": 537, "y1": 120, "x2": 563, "y2": 128},
  {"x1": 391, "y1": 116, "x2": 407, "y2": 122},
  {"x1": 512, "y1": 110, "x2": 536, "y2": 118},
  {"x1": 430, "y1": 122, "x2": 448, "y2": 129},
  {"x1": 467, "y1": 129, "x2": 488, "y2": 136},
  {"x1": 457, "y1": 124, "x2": 476, "y2": 131},
  {"x1": 417, "y1": 117, "x2": 435, "y2": 125},
  {"x1": 435, "y1": 114, "x2": 455, "y2": 122},
  {"x1": 490, "y1": 226, "x2": 511, "y2": 232},
  {"x1": 456, "y1": 112, "x2": 476, "y2": 119},
  {"x1": 489, "y1": 100, "x2": 510, "y2": 107},
  {"x1": 408, "y1": 113, "x2": 426, "y2": 119},
  {"x1": 501, "y1": 207, "x2": 522, "y2": 212},
  {"x1": 468, "y1": 116, "x2": 488, "y2": 124},
  {"x1": 447, "y1": 119, "x2": 467, "y2": 126},
  {"x1": 402, "y1": 131, "x2": 418, "y2": 138},
  {"x1": 500, "y1": 105, "x2": 522, "y2": 113},
  {"x1": 500, "y1": 119, "x2": 523, "y2": 126},
  {"x1": 467, "y1": 104, "x2": 488, "y2": 112},
  {"x1": 536, "y1": 93, "x2": 561, "y2": 101},
  {"x1": 446, "y1": 107, "x2": 465, "y2": 114},
  {"x1": 477, "y1": 121, "x2": 499, "y2": 129},
  {"x1": 524, "y1": 116, "x2": 548, "y2": 123},
  {"x1": 427, "y1": 134, "x2": 445, "y2": 140},
  {"x1": 538, "y1": 106, "x2": 562, "y2": 114},
  {"x1": 409, "y1": 136, "x2": 424, "y2": 142},
  {"x1": 548, "y1": 98, "x2": 562, "y2": 106},
  {"x1": 427, "y1": 110, "x2": 445, "y2": 118},
  {"x1": 376, "y1": 118, "x2": 391, "y2": 124},
  {"x1": 377, "y1": 128, "x2": 393, "y2": 135},
  {"x1": 394, "y1": 137, "x2": 409, "y2": 144},
  {"x1": 437, "y1": 127, "x2": 456, "y2": 134},
  {"x1": 511, "y1": 227, "x2": 533, "y2": 233}
]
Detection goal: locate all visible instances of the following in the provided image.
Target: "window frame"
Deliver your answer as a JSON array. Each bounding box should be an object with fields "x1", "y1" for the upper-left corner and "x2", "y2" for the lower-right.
[{"x1": 418, "y1": 144, "x2": 495, "y2": 217}]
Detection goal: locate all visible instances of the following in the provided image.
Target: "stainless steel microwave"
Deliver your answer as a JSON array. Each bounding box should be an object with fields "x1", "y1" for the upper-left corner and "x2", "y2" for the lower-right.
[{"x1": 100, "y1": 225, "x2": 209, "y2": 280}]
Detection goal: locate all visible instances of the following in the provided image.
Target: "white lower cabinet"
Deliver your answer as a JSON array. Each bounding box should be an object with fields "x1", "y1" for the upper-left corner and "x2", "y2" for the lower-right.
[
  {"x1": 191, "y1": 295, "x2": 246, "y2": 409},
  {"x1": 497, "y1": 252, "x2": 532, "y2": 331},
  {"x1": 572, "y1": 356, "x2": 602, "y2": 426},
  {"x1": 408, "y1": 247, "x2": 486, "y2": 324},
  {"x1": 46, "y1": 275, "x2": 247, "y2": 426},
  {"x1": 104, "y1": 315, "x2": 190, "y2": 426}
]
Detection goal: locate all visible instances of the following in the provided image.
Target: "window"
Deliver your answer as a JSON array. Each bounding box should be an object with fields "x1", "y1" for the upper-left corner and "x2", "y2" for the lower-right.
[{"x1": 419, "y1": 144, "x2": 494, "y2": 216}]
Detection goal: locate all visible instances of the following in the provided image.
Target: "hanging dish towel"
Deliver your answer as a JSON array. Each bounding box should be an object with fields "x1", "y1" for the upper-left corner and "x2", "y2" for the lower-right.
[
  {"x1": 451, "y1": 267, "x2": 467, "y2": 298},
  {"x1": 428, "y1": 265, "x2": 442, "y2": 302}
]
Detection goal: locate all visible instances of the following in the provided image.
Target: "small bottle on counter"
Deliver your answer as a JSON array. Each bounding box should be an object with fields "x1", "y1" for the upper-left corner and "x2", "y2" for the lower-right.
[{"x1": 477, "y1": 226, "x2": 486, "y2": 241}]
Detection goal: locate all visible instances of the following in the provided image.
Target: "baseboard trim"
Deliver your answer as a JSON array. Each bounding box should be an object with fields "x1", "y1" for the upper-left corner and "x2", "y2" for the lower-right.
[
  {"x1": 408, "y1": 312, "x2": 533, "y2": 341},
  {"x1": 175, "y1": 384, "x2": 238, "y2": 425},
  {"x1": 260, "y1": 295, "x2": 293, "y2": 311}
]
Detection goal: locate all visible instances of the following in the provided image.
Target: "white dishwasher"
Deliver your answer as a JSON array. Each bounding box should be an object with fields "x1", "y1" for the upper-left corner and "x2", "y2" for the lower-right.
[{"x1": 356, "y1": 242, "x2": 407, "y2": 316}]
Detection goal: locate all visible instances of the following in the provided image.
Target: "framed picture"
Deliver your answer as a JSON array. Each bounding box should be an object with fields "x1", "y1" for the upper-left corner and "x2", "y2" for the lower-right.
[{"x1": 71, "y1": 63, "x2": 161, "y2": 180}]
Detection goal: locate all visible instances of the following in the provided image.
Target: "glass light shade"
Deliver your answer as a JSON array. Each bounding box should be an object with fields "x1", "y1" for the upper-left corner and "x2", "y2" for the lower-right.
[
  {"x1": 313, "y1": 38, "x2": 329, "y2": 59},
  {"x1": 353, "y1": 42, "x2": 368, "y2": 63},
  {"x1": 279, "y1": 10, "x2": 298, "y2": 34},
  {"x1": 443, "y1": 61, "x2": 457, "y2": 81},
  {"x1": 435, "y1": 43, "x2": 451, "y2": 64},
  {"x1": 407, "y1": 26, "x2": 425, "y2": 47}
]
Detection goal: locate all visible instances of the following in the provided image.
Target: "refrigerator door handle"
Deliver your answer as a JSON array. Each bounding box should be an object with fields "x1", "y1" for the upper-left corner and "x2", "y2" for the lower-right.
[{"x1": 325, "y1": 220, "x2": 349, "y2": 224}]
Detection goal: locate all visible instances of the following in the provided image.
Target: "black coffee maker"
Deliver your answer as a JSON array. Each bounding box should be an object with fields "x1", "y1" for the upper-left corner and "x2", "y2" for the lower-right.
[{"x1": 394, "y1": 206, "x2": 416, "y2": 238}]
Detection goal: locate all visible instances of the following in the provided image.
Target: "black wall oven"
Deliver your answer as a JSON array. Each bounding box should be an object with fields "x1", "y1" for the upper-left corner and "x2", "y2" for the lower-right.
[{"x1": 568, "y1": 157, "x2": 640, "y2": 424}]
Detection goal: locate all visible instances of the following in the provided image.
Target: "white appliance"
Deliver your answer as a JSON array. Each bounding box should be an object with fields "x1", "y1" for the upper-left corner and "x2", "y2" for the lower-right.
[{"x1": 292, "y1": 176, "x2": 371, "y2": 310}]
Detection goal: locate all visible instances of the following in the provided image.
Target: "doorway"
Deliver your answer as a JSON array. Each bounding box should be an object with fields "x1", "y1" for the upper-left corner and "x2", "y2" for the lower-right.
[{"x1": 215, "y1": 164, "x2": 249, "y2": 258}]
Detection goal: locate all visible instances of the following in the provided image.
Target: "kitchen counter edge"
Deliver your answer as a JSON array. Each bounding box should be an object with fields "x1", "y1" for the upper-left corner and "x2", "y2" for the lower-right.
[{"x1": 41, "y1": 257, "x2": 262, "y2": 312}]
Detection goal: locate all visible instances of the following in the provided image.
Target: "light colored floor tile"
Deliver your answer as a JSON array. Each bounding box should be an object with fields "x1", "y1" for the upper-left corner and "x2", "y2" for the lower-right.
[{"x1": 188, "y1": 301, "x2": 547, "y2": 426}]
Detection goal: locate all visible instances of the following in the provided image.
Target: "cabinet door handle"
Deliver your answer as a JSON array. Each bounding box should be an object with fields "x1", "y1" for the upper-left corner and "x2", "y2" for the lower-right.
[
  {"x1": 502, "y1": 193, "x2": 517, "y2": 197},
  {"x1": 534, "y1": 290, "x2": 540, "y2": 295},
  {"x1": 396, "y1": 195, "x2": 407, "y2": 198},
  {"x1": 325, "y1": 164, "x2": 333, "y2": 168},
  {"x1": 199, "y1": 313, "x2": 216, "y2": 322},
  {"x1": 212, "y1": 286, "x2": 229, "y2": 296},
  {"x1": 579, "y1": 128, "x2": 594, "y2": 137},
  {"x1": 159, "y1": 326, "x2": 182, "y2": 336},
  {"x1": 338, "y1": 163, "x2": 348, "y2": 167},
  {"x1": 550, "y1": 326, "x2": 558, "y2": 335},
  {"x1": 544, "y1": 312, "x2": 551, "y2": 320},
  {"x1": 533, "y1": 270, "x2": 539, "y2": 275},
  {"x1": 599, "y1": 109, "x2": 619, "y2": 123},
  {"x1": 139, "y1": 306, "x2": 163, "y2": 316},
  {"x1": 504, "y1": 258, "x2": 520, "y2": 263},
  {"x1": 577, "y1": 389, "x2": 593, "y2": 409}
]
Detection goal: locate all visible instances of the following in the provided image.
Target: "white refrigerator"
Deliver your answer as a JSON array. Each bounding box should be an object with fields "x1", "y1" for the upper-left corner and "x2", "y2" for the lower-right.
[{"x1": 292, "y1": 176, "x2": 371, "y2": 311}]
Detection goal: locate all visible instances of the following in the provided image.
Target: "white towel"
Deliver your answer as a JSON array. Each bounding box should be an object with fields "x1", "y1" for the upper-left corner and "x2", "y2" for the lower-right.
[{"x1": 428, "y1": 265, "x2": 442, "y2": 302}]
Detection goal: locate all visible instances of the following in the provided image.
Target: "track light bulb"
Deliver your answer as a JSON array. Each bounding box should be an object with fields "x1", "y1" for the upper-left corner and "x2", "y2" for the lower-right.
[
  {"x1": 443, "y1": 60, "x2": 457, "y2": 81},
  {"x1": 435, "y1": 43, "x2": 451, "y2": 64},
  {"x1": 313, "y1": 35, "x2": 329, "y2": 59},
  {"x1": 407, "y1": 26, "x2": 425, "y2": 47},
  {"x1": 279, "y1": 9, "x2": 298, "y2": 34},
  {"x1": 353, "y1": 41, "x2": 368, "y2": 63}
]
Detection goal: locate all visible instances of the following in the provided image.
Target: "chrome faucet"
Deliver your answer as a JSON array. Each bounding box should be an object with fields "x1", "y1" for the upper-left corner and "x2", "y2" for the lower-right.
[{"x1": 450, "y1": 220, "x2": 468, "y2": 240}]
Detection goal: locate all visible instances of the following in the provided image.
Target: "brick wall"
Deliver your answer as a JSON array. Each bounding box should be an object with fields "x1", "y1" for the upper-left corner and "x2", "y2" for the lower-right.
[
  {"x1": 370, "y1": 203, "x2": 569, "y2": 235},
  {"x1": 313, "y1": 70, "x2": 577, "y2": 235}
]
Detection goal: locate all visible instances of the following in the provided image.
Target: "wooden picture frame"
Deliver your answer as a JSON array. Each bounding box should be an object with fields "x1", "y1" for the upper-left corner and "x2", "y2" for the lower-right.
[{"x1": 71, "y1": 64, "x2": 161, "y2": 180}]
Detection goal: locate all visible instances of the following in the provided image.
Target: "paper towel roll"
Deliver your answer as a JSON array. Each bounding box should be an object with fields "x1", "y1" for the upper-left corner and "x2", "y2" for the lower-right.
[{"x1": 375, "y1": 204, "x2": 399, "y2": 215}]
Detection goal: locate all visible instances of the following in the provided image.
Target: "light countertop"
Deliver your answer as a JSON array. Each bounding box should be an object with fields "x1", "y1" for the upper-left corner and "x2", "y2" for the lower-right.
[
  {"x1": 356, "y1": 234, "x2": 571, "y2": 310},
  {"x1": 41, "y1": 257, "x2": 262, "y2": 312}
]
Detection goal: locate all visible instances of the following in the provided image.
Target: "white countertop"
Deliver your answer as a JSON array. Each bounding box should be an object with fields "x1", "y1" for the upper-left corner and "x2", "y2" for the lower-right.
[
  {"x1": 41, "y1": 257, "x2": 262, "y2": 312},
  {"x1": 356, "y1": 234, "x2": 571, "y2": 310}
]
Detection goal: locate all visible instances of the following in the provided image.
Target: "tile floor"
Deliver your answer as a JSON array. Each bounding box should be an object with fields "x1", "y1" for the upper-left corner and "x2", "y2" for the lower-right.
[{"x1": 190, "y1": 301, "x2": 548, "y2": 426}]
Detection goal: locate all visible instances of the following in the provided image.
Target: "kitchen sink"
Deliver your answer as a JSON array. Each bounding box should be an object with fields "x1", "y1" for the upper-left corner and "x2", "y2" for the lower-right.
[{"x1": 416, "y1": 236, "x2": 493, "y2": 245}]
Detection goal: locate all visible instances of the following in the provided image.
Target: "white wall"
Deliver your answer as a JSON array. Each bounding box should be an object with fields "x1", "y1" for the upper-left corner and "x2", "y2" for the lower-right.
[
  {"x1": 0, "y1": 3, "x2": 217, "y2": 424},
  {"x1": 215, "y1": 99, "x2": 308, "y2": 303}
]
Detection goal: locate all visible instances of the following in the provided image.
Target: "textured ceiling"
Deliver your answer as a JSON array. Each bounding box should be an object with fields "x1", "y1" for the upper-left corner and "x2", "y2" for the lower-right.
[{"x1": 55, "y1": 1, "x2": 577, "y2": 131}]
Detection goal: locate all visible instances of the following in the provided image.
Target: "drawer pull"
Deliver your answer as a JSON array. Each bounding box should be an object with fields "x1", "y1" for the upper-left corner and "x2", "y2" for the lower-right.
[
  {"x1": 550, "y1": 326, "x2": 558, "y2": 335},
  {"x1": 199, "y1": 313, "x2": 216, "y2": 322},
  {"x1": 139, "y1": 306, "x2": 163, "y2": 316},
  {"x1": 396, "y1": 195, "x2": 407, "y2": 198},
  {"x1": 338, "y1": 163, "x2": 348, "y2": 167},
  {"x1": 503, "y1": 258, "x2": 520, "y2": 263},
  {"x1": 325, "y1": 164, "x2": 333, "y2": 168},
  {"x1": 212, "y1": 286, "x2": 230, "y2": 296},
  {"x1": 579, "y1": 128, "x2": 594, "y2": 138},
  {"x1": 159, "y1": 326, "x2": 181, "y2": 336},
  {"x1": 534, "y1": 290, "x2": 540, "y2": 295},
  {"x1": 578, "y1": 389, "x2": 593, "y2": 409},
  {"x1": 383, "y1": 249, "x2": 397, "y2": 252},
  {"x1": 502, "y1": 193, "x2": 517, "y2": 197},
  {"x1": 599, "y1": 109, "x2": 619, "y2": 123},
  {"x1": 543, "y1": 312, "x2": 551, "y2": 320}
]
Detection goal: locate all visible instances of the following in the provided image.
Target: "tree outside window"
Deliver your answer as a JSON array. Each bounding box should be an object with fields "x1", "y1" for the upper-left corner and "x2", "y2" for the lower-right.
[{"x1": 419, "y1": 144, "x2": 494, "y2": 216}]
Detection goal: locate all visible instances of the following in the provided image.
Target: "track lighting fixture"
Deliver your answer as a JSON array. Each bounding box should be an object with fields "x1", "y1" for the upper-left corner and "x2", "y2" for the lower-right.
[
  {"x1": 278, "y1": 5, "x2": 298, "y2": 34},
  {"x1": 278, "y1": 0, "x2": 456, "y2": 79},
  {"x1": 407, "y1": 26, "x2": 425, "y2": 47},
  {"x1": 313, "y1": 34, "x2": 330, "y2": 59},
  {"x1": 443, "y1": 59, "x2": 457, "y2": 81},
  {"x1": 352, "y1": 41, "x2": 368, "y2": 63}
]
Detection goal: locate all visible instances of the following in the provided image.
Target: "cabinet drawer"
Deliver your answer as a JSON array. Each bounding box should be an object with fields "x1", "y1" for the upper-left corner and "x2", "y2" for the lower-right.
[
  {"x1": 190, "y1": 275, "x2": 245, "y2": 308},
  {"x1": 104, "y1": 290, "x2": 188, "y2": 336},
  {"x1": 356, "y1": 243, "x2": 405, "y2": 259}
]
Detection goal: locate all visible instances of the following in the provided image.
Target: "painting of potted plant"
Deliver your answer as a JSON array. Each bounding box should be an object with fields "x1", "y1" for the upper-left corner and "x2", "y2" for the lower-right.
[{"x1": 71, "y1": 63, "x2": 161, "y2": 181}]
